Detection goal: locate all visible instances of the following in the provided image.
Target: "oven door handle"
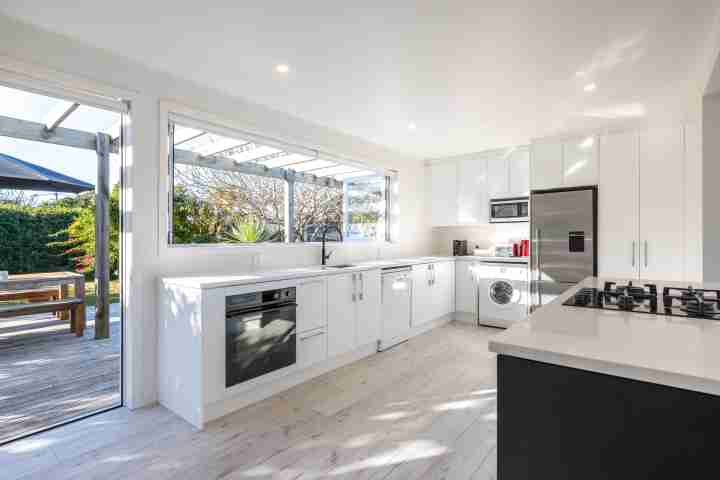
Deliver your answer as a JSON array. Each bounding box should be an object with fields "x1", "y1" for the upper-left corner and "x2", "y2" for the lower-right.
[{"x1": 227, "y1": 302, "x2": 297, "y2": 318}]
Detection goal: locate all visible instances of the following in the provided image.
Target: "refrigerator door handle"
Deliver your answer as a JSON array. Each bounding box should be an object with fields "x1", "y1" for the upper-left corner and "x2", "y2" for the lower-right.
[
  {"x1": 632, "y1": 241, "x2": 636, "y2": 267},
  {"x1": 644, "y1": 241, "x2": 648, "y2": 268}
]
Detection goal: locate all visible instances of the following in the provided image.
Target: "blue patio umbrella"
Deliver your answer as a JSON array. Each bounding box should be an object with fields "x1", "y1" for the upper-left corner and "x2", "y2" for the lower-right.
[{"x1": 0, "y1": 152, "x2": 94, "y2": 194}]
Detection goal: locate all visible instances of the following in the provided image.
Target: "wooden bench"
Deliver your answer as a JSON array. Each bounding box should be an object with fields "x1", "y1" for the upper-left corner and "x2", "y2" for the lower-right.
[
  {"x1": 0, "y1": 288, "x2": 60, "y2": 302},
  {"x1": 0, "y1": 298, "x2": 86, "y2": 336}
]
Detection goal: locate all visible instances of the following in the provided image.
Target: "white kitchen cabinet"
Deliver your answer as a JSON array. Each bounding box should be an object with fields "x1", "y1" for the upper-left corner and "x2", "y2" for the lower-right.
[
  {"x1": 563, "y1": 136, "x2": 598, "y2": 187},
  {"x1": 326, "y1": 273, "x2": 357, "y2": 357},
  {"x1": 598, "y1": 126, "x2": 688, "y2": 281},
  {"x1": 355, "y1": 270, "x2": 381, "y2": 346},
  {"x1": 412, "y1": 264, "x2": 433, "y2": 326},
  {"x1": 326, "y1": 269, "x2": 382, "y2": 358},
  {"x1": 531, "y1": 141, "x2": 563, "y2": 190},
  {"x1": 457, "y1": 157, "x2": 489, "y2": 224},
  {"x1": 297, "y1": 327, "x2": 327, "y2": 368},
  {"x1": 430, "y1": 162, "x2": 458, "y2": 226},
  {"x1": 297, "y1": 278, "x2": 326, "y2": 333},
  {"x1": 412, "y1": 262, "x2": 454, "y2": 326},
  {"x1": 531, "y1": 136, "x2": 597, "y2": 190},
  {"x1": 639, "y1": 126, "x2": 685, "y2": 281},
  {"x1": 431, "y1": 261, "x2": 455, "y2": 320},
  {"x1": 508, "y1": 147, "x2": 530, "y2": 197},
  {"x1": 487, "y1": 153, "x2": 510, "y2": 198},
  {"x1": 598, "y1": 131, "x2": 639, "y2": 278},
  {"x1": 455, "y1": 260, "x2": 477, "y2": 315}
]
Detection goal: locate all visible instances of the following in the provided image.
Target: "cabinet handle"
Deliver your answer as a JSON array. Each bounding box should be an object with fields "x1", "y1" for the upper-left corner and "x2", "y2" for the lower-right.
[
  {"x1": 644, "y1": 241, "x2": 648, "y2": 268},
  {"x1": 351, "y1": 274, "x2": 357, "y2": 302},
  {"x1": 632, "y1": 241, "x2": 636, "y2": 267},
  {"x1": 300, "y1": 330, "x2": 325, "y2": 341},
  {"x1": 359, "y1": 273, "x2": 365, "y2": 301}
]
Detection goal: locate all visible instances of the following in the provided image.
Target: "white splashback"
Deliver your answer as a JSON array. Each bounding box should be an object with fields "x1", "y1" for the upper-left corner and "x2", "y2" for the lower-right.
[{"x1": 431, "y1": 223, "x2": 530, "y2": 256}]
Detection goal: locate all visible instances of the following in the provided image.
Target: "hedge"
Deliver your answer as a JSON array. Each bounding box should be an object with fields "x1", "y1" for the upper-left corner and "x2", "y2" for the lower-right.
[{"x1": 0, "y1": 204, "x2": 79, "y2": 274}]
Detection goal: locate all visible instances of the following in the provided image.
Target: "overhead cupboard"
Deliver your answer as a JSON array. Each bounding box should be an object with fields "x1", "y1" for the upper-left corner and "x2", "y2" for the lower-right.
[
  {"x1": 530, "y1": 134, "x2": 598, "y2": 190},
  {"x1": 430, "y1": 146, "x2": 530, "y2": 226}
]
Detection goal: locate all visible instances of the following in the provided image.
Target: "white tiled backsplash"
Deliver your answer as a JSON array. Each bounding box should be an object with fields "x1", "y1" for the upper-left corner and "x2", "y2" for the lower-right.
[{"x1": 431, "y1": 223, "x2": 530, "y2": 256}]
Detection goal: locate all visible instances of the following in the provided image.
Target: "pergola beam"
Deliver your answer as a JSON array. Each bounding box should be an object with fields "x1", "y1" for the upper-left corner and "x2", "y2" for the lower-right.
[
  {"x1": 44, "y1": 102, "x2": 80, "y2": 132},
  {"x1": 173, "y1": 148, "x2": 343, "y2": 189},
  {"x1": 0, "y1": 115, "x2": 119, "y2": 153}
]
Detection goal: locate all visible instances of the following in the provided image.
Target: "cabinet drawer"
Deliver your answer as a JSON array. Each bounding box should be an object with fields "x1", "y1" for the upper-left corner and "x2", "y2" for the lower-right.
[{"x1": 298, "y1": 327, "x2": 327, "y2": 368}]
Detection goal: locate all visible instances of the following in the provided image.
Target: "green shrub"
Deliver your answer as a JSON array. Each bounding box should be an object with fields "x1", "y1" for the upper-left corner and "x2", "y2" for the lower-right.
[{"x1": 0, "y1": 203, "x2": 79, "y2": 274}]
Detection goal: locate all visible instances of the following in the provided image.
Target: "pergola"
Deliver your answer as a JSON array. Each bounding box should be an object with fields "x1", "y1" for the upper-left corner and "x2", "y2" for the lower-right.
[{"x1": 0, "y1": 106, "x2": 115, "y2": 338}]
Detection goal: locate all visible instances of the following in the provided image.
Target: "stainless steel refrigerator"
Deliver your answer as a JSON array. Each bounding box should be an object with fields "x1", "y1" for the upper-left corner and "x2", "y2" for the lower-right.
[{"x1": 530, "y1": 186, "x2": 597, "y2": 311}]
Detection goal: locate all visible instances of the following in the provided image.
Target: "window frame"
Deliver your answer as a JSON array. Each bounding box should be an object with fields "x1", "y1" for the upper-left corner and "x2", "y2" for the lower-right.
[{"x1": 159, "y1": 103, "x2": 396, "y2": 251}]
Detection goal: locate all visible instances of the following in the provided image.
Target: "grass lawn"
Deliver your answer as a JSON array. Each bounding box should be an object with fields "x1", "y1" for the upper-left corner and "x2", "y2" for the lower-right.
[{"x1": 85, "y1": 279, "x2": 121, "y2": 307}]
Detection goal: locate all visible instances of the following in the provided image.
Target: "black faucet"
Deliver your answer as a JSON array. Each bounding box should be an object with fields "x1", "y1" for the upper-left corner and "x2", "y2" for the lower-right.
[{"x1": 321, "y1": 224, "x2": 343, "y2": 266}]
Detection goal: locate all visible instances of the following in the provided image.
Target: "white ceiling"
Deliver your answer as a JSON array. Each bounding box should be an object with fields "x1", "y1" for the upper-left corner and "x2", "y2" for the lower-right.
[{"x1": 1, "y1": 1, "x2": 719, "y2": 158}]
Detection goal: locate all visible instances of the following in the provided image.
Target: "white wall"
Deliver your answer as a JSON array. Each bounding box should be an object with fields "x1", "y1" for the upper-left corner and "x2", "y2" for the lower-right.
[
  {"x1": 0, "y1": 14, "x2": 433, "y2": 408},
  {"x1": 431, "y1": 224, "x2": 529, "y2": 256}
]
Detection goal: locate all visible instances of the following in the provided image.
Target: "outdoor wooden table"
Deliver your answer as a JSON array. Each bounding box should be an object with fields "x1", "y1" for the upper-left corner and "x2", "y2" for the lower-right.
[{"x1": 0, "y1": 272, "x2": 86, "y2": 336}]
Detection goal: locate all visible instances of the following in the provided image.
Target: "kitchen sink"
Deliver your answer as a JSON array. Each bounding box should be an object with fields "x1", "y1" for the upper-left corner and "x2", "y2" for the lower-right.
[{"x1": 321, "y1": 264, "x2": 356, "y2": 269}]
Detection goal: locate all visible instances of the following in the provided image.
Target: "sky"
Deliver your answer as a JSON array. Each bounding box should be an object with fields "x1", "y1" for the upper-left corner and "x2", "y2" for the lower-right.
[{"x1": 0, "y1": 85, "x2": 121, "y2": 201}]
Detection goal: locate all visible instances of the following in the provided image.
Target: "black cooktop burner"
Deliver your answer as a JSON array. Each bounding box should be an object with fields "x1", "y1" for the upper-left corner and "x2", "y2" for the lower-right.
[{"x1": 563, "y1": 282, "x2": 720, "y2": 320}]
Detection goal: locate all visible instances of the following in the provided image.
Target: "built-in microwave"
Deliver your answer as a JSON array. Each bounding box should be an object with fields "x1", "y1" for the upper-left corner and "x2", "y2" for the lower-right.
[{"x1": 489, "y1": 197, "x2": 529, "y2": 223}]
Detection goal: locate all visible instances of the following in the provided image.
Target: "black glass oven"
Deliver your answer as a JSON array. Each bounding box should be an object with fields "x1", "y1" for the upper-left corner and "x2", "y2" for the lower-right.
[
  {"x1": 226, "y1": 287, "x2": 297, "y2": 388},
  {"x1": 489, "y1": 197, "x2": 529, "y2": 223}
]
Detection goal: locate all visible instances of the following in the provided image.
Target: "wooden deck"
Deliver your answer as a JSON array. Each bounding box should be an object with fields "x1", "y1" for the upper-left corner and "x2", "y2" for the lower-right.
[{"x1": 0, "y1": 309, "x2": 121, "y2": 444}]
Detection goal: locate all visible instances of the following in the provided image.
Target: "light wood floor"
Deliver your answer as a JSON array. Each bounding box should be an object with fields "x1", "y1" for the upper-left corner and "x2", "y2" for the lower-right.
[
  {"x1": 0, "y1": 313, "x2": 121, "y2": 444},
  {"x1": 2, "y1": 322, "x2": 500, "y2": 480}
]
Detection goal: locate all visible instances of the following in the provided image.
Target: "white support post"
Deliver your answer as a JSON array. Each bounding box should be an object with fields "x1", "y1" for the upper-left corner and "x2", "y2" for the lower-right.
[{"x1": 94, "y1": 133, "x2": 112, "y2": 339}]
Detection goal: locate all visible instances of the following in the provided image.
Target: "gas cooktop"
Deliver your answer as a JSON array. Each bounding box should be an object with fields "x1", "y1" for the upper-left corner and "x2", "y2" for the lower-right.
[{"x1": 562, "y1": 281, "x2": 720, "y2": 320}]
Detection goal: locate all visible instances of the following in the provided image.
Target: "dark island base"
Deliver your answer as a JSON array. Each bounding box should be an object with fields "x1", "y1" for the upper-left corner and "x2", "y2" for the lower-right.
[{"x1": 498, "y1": 354, "x2": 720, "y2": 480}]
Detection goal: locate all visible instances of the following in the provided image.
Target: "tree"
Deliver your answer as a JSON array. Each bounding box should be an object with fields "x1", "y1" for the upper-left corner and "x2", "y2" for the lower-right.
[
  {"x1": 172, "y1": 185, "x2": 230, "y2": 244},
  {"x1": 59, "y1": 185, "x2": 120, "y2": 278},
  {"x1": 173, "y1": 164, "x2": 344, "y2": 243},
  {"x1": 0, "y1": 189, "x2": 39, "y2": 207}
]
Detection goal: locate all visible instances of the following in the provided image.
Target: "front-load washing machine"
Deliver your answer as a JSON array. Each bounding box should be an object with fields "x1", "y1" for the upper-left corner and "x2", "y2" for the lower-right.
[{"x1": 475, "y1": 259, "x2": 529, "y2": 328}]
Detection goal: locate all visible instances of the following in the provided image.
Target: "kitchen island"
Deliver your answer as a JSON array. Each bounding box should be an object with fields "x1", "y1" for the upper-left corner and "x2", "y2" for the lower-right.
[{"x1": 489, "y1": 277, "x2": 720, "y2": 480}]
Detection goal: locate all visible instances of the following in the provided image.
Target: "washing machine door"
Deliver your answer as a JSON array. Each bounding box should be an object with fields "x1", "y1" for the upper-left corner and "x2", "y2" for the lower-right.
[{"x1": 488, "y1": 278, "x2": 520, "y2": 307}]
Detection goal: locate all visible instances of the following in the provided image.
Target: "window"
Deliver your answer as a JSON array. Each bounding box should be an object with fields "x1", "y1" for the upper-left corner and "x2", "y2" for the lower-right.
[{"x1": 168, "y1": 119, "x2": 395, "y2": 245}]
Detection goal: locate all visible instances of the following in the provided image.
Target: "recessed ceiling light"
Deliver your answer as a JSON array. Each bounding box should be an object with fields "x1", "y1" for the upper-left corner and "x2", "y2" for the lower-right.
[
  {"x1": 584, "y1": 83, "x2": 597, "y2": 92},
  {"x1": 275, "y1": 64, "x2": 290, "y2": 74},
  {"x1": 408, "y1": 123, "x2": 417, "y2": 130}
]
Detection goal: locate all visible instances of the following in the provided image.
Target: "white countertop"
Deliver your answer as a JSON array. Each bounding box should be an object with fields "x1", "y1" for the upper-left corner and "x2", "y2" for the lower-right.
[
  {"x1": 162, "y1": 256, "x2": 455, "y2": 289},
  {"x1": 455, "y1": 255, "x2": 529, "y2": 264},
  {"x1": 489, "y1": 277, "x2": 720, "y2": 396}
]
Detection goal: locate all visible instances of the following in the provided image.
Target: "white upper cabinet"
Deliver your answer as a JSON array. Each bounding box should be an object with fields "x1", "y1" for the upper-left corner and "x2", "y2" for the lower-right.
[
  {"x1": 531, "y1": 136, "x2": 598, "y2": 190},
  {"x1": 638, "y1": 126, "x2": 685, "y2": 281},
  {"x1": 507, "y1": 147, "x2": 530, "y2": 197},
  {"x1": 531, "y1": 141, "x2": 563, "y2": 190},
  {"x1": 563, "y1": 136, "x2": 598, "y2": 187},
  {"x1": 598, "y1": 131, "x2": 639, "y2": 279},
  {"x1": 429, "y1": 162, "x2": 458, "y2": 226},
  {"x1": 456, "y1": 157, "x2": 488, "y2": 224},
  {"x1": 487, "y1": 153, "x2": 510, "y2": 199}
]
